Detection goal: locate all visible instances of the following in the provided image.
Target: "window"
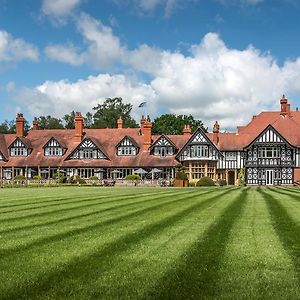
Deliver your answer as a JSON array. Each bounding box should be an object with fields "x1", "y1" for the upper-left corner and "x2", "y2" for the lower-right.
[
  {"x1": 226, "y1": 152, "x2": 236, "y2": 160},
  {"x1": 10, "y1": 147, "x2": 28, "y2": 156},
  {"x1": 191, "y1": 145, "x2": 208, "y2": 158},
  {"x1": 117, "y1": 146, "x2": 137, "y2": 156},
  {"x1": 258, "y1": 147, "x2": 280, "y2": 158},
  {"x1": 0, "y1": 153, "x2": 2, "y2": 160},
  {"x1": 154, "y1": 146, "x2": 174, "y2": 157}
]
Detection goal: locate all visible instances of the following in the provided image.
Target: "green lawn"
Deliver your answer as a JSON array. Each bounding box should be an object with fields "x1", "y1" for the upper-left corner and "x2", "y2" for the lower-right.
[{"x1": 1, "y1": 186, "x2": 300, "y2": 299}]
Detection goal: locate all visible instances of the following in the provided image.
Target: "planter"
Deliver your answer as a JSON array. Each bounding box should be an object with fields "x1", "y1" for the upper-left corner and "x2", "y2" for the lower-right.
[{"x1": 173, "y1": 179, "x2": 189, "y2": 187}]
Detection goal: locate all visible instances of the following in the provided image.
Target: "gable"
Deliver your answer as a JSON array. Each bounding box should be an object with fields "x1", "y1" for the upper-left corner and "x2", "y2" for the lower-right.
[
  {"x1": 150, "y1": 135, "x2": 176, "y2": 149},
  {"x1": 244, "y1": 125, "x2": 294, "y2": 149},
  {"x1": 116, "y1": 136, "x2": 139, "y2": 148},
  {"x1": 9, "y1": 138, "x2": 26, "y2": 149},
  {"x1": 67, "y1": 138, "x2": 108, "y2": 160},
  {"x1": 176, "y1": 127, "x2": 222, "y2": 159},
  {"x1": 43, "y1": 137, "x2": 66, "y2": 149}
]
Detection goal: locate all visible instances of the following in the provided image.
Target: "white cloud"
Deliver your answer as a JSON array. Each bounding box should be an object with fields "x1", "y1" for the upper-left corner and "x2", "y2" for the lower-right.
[
  {"x1": 13, "y1": 74, "x2": 157, "y2": 119},
  {"x1": 41, "y1": 0, "x2": 82, "y2": 23},
  {"x1": 45, "y1": 43, "x2": 84, "y2": 66},
  {"x1": 0, "y1": 30, "x2": 39, "y2": 63}
]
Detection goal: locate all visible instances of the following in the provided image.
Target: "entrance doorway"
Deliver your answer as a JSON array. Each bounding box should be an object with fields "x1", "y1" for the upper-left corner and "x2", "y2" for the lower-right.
[
  {"x1": 266, "y1": 169, "x2": 274, "y2": 185},
  {"x1": 228, "y1": 171, "x2": 235, "y2": 185}
]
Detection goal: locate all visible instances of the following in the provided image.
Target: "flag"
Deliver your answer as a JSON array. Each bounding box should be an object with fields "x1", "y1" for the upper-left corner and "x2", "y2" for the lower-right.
[{"x1": 138, "y1": 102, "x2": 147, "y2": 108}]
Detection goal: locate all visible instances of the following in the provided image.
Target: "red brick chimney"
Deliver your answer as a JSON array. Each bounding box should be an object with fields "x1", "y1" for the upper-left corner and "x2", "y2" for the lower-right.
[
  {"x1": 74, "y1": 112, "x2": 84, "y2": 142},
  {"x1": 280, "y1": 95, "x2": 288, "y2": 116},
  {"x1": 16, "y1": 113, "x2": 25, "y2": 137},
  {"x1": 117, "y1": 116, "x2": 123, "y2": 129},
  {"x1": 183, "y1": 124, "x2": 191, "y2": 135},
  {"x1": 140, "y1": 115, "x2": 146, "y2": 129},
  {"x1": 32, "y1": 117, "x2": 39, "y2": 130},
  {"x1": 142, "y1": 116, "x2": 152, "y2": 151},
  {"x1": 213, "y1": 121, "x2": 220, "y2": 145}
]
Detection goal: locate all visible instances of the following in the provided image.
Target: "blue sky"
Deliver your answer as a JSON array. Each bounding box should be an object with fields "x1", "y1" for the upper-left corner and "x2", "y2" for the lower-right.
[{"x1": 1, "y1": 0, "x2": 300, "y2": 130}]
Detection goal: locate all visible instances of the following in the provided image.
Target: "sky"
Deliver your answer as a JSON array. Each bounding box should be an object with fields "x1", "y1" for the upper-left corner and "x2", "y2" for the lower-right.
[{"x1": 1, "y1": 0, "x2": 300, "y2": 131}]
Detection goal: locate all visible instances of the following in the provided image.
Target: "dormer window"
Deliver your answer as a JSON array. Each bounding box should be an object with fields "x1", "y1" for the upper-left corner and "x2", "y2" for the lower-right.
[
  {"x1": 151, "y1": 135, "x2": 176, "y2": 157},
  {"x1": 44, "y1": 138, "x2": 64, "y2": 156},
  {"x1": 191, "y1": 145, "x2": 208, "y2": 158},
  {"x1": 9, "y1": 138, "x2": 30, "y2": 157},
  {"x1": 117, "y1": 137, "x2": 138, "y2": 156}
]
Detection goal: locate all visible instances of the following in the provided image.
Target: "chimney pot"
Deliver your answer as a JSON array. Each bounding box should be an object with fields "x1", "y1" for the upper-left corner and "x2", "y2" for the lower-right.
[
  {"x1": 117, "y1": 116, "x2": 123, "y2": 129},
  {"x1": 183, "y1": 124, "x2": 191, "y2": 135},
  {"x1": 280, "y1": 95, "x2": 289, "y2": 116},
  {"x1": 213, "y1": 121, "x2": 220, "y2": 144},
  {"x1": 32, "y1": 117, "x2": 39, "y2": 130}
]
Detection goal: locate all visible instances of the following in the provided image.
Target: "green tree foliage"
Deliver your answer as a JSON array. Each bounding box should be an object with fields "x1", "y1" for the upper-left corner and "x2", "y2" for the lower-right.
[
  {"x1": 0, "y1": 120, "x2": 29, "y2": 134},
  {"x1": 63, "y1": 111, "x2": 76, "y2": 129},
  {"x1": 37, "y1": 116, "x2": 64, "y2": 129},
  {"x1": 152, "y1": 114, "x2": 207, "y2": 135},
  {"x1": 92, "y1": 97, "x2": 138, "y2": 129}
]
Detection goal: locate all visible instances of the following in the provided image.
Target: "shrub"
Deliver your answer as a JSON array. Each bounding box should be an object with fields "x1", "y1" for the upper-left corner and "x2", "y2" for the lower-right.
[
  {"x1": 89, "y1": 176, "x2": 98, "y2": 180},
  {"x1": 14, "y1": 175, "x2": 26, "y2": 180},
  {"x1": 68, "y1": 175, "x2": 86, "y2": 184},
  {"x1": 217, "y1": 179, "x2": 227, "y2": 186},
  {"x1": 196, "y1": 176, "x2": 215, "y2": 186},
  {"x1": 53, "y1": 172, "x2": 66, "y2": 183},
  {"x1": 238, "y1": 168, "x2": 246, "y2": 186},
  {"x1": 33, "y1": 175, "x2": 42, "y2": 180},
  {"x1": 188, "y1": 179, "x2": 198, "y2": 187},
  {"x1": 124, "y1": 174, "x2": 141, "y2": 180},
  {"x1": 175, "y1": 163, "x2": 188, "y2": 180}
]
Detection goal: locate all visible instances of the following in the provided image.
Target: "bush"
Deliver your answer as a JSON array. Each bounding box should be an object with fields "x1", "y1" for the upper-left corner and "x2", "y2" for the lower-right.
[
  {"x1": 124, "y1": 174, "x2": 141, "y2": 180},
  {"x1": 238, "y1": 168, "x2": 246, "y2": 186},
  {"x1": 68, "y1": 175, "x2": 86, "y2": 184},
  {"x1": 53, "y1": 172, "x2": 66, "y2": 183},
  {"x1": 217, "y1": 179, "x2": 227, "y2": 186},
  {"x1": 33, "y1": 175, "x2": 42, "y2": 180},
  {"x1": 14, "y1": 175, "x2": 26, "y2": 180},
  {"x1": 175, "y1": 163, "x2": 188, "y2": 180},
  {"x1": 188, "y1": 179, "x2": 198, "y2": 187},
  {"x1": 89, "y1": 176, "x2": 98, "y2": 180},
  {"x1": 196, "y1": 176, "x2": 215, "y2": 186}
]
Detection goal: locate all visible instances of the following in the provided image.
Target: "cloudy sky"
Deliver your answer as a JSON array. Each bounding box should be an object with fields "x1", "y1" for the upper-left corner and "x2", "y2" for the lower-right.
[{"x1": 1, "y1": 0, "x2": 300, "y2": 130}]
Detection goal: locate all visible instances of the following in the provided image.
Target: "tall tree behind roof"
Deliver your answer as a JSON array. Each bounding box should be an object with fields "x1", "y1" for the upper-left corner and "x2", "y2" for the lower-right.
[
  {"x1": 152, "y1": 114, "x2": 207, "y2": 135},
  {"x1": 92, "y1": 97, "x2": 138, "y2": 128}
]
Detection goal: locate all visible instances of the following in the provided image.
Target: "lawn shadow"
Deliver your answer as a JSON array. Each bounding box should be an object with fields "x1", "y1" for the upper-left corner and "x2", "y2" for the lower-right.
[{"x1": 144, "y1": 187, "x2": 249, "y2": 299}]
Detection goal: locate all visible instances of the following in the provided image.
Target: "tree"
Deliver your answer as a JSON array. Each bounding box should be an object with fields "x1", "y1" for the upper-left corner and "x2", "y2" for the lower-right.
[
  {"x1": 92, "y1": 97, "x2": 138, "y2": 128},
  {"x1": 152, "y1": 114, "x2": 206, "y2": 135},
  {"x1": 84, "y1": 112, "x2": 93, "y2": 128},
  {"x1": 0, "y1": 120, "x2": 29, "y2": 134},
  {"x1": 37, "y1": 116, "x2": 64, "y2": 129},
  {"x1": 63, "y1": 111, "x2": 76, "y2": 129}
]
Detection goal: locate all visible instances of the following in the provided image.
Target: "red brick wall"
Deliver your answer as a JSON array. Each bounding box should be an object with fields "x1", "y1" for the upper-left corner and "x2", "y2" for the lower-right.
[{"x1": 294, "y1": 168, "x2": 300, "y2": 182}]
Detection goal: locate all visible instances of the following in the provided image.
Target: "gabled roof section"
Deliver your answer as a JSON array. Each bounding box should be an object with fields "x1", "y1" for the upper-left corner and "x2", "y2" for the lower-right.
[
  {"x1": 116, "y1": 135, "x2": 139, "y2": 148},
  {"x1": 176, "y1": 127, "x2": 223, "y2": 159},
  {"x1": 42, "y1": 137, "x2": 67, "y2": 149},
  {"x1": 66, "y1": 136, "x2": 109, "y2": 160},
  {"x1": 243, "y1": 124, "x2": 296, "y2": 149},
  {"x1": 149, "y1": 134, "x2": 177, "y2": 150},
  {"x1": 8, "y1": 137, "x2": 33, "y2": 149}
]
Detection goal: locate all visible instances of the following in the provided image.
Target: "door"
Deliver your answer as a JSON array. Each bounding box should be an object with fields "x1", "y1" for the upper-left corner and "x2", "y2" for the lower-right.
[{"x1": 266, "y1": 169, "x2": 274, "y2": 185}]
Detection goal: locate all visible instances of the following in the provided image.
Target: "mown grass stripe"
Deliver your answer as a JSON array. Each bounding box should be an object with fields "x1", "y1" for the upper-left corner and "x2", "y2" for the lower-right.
[
  {"x1": 0, "y1": 188, "x2": 173, "y2": 215},
  {"x1": 258, "y1": 188, "x2": 300, "y2": 285},
  {"x1": 268, "y1": 187, "x2": 300, "y2": 202},
  {"x1": 0, "y1": 189, "x2": 234, "y2": 258},
  {"x1": 143, "y1": 187, "x2": 248, "y2": 299},
  {"x1": 1, "y1": 188, "x2": 235, "y2": 300},
  {"x1": 0, "y1": 189, "x2": 214, "y2": 235},
  {"x1": 0, "y1": 189, "x2": 187, "y2": 223}
]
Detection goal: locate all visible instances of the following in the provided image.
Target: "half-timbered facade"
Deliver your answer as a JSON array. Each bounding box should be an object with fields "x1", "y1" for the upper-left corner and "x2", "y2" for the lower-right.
[{"x1": 1, "y1": 96, "x2": 300, "y2": 185}]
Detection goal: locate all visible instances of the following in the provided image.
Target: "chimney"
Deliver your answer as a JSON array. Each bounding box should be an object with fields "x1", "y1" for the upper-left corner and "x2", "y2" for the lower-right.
[
  {"x1": 183, "y1": 124, "x2": 191, "y2": 135},
  {"x1": 32, "y1": 117, "x2": 39, "y2": 130},
  {"x1": 16, "y1": 113, "x2": 25, "y2": 137},
  {"x1": 280, "y1": 95, "x2": 288, "y2": 116},
  {"x1": 213, "y1": 121, "x2": 220, "y2": 145},
  {"x1": 140, "y1": 115, "x2": 146, "y2": 129},
  {"x1": 117, "y1": 116, "x2": 123, "y2": 129},
  {"x1": 142, "y1": 115, "x2": 152, "y2": 151},
  {"x1": 74, "y1": 112, "x2": 84, "y2": 142}
]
